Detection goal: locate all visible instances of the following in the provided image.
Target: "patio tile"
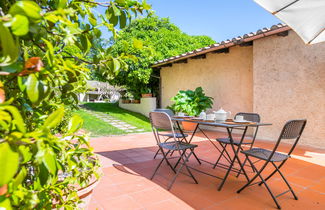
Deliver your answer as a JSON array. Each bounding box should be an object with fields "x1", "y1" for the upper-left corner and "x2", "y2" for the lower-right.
[
  {"x1": 286, "y1": 175, "x2": 319, "y2": 188},
  {"x1": 145, "y1": 199, "x2": 193, "y2": 210},
  {"x1": 98, "y1": 195, "x2": 144, "y2": 210},
  {"x1": 129, "y1": 187, "x2": 174, "y2": 207},
  {"x1": 309, "y1": 178, "x2": 325, "y2": 193},
  {"x1": 90, "y1": 132, "x2": 325, "y2": 210}
]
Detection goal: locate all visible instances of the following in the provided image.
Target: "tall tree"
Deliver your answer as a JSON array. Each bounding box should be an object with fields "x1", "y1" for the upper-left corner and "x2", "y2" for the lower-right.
[{"x1": 103, "y1": 16, "x2": 215, "y2": 98}]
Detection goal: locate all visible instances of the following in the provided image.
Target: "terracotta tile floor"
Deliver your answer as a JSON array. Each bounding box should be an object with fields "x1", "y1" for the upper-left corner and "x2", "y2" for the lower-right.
[{"x1": 89, "y1": 131, "x2": 325, "y2": 210}]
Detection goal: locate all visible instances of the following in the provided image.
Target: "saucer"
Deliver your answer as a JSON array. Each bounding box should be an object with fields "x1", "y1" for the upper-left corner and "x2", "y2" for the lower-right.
[{"x1": 234, "y1": 119, "x2": 250, "y2": 123}]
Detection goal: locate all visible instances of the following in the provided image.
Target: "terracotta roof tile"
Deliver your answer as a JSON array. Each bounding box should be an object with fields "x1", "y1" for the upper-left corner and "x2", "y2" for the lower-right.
[{"x1": 153, "y1": 23, "x2": 290, "y2": 67}]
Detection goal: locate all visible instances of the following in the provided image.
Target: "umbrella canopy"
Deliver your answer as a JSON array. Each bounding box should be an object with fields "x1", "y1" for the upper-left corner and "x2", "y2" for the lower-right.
[{"x1": 254, "y1": 0, "x2": 325, "y2": 44}]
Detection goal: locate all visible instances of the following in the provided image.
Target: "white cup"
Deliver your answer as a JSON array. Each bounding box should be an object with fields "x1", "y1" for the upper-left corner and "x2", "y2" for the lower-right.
[
  {"x1": 206, "y1": 114, "x2": 215, "y2": 120},
  {"x1": 178, "y1": 112, "x2": 185, "y2": 117},
  {"x1": 235, "y1": 115, "x2": 244, "y2": 121}
]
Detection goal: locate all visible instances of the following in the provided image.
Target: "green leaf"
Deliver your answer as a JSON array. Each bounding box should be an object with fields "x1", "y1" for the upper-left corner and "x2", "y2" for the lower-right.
[
  {"x1": 133, "y1": 39, "x2": 143, "y2": 49},
  {"x1": 119, "y1": 11, "x2": 127, "y2": 29},
  {"x1": 0, "y1": 142, "x2": 19, "y2": 186},
  {"x1": 43, "y1": 107, "x2": 65, "y2": 129},
  {"x1": 67, "y1": 114, "x2": 83, "y2": 134},
  {"x1": 18, "y1": 145, "x2": 32, "y2": 164},
  {"x1": 94, "y1": 28, "x2": 102, "y2": 38},
  {"x1": 13, "y1": 167, "x2": 27, "y2": 189},
  {"x1": 80, "y1": 35, "x2": 91, "y2": 54},
  {"x1": 26, "y1": 74, "x2": 39, "y2": 104},
  {"x1": 38, "y1": 163, "x2": 49, "y2": 185},
  {"x1": 42, "y1": 39, "x2": 54, "y2": 66},
  {"x1": 112, "y1": 4, "x2": 121, "y2": 16},
  {"x1": 0, "y1": 23, "x2": 19, "y2": 67},
  {"x1": 57, "y1": 0, "x2": 68, "y2": 9},
  {"x1": 2, "y1": 62, "x2": 23, "y2": 74},
  {"x1": 1, "y1": 105, "x2": 26, "y2": 133},
  {"x1": 11, "y1": 14, "x2": 29, "y2": 36},
  {"x1": 9, "y1": 1, "x2": 42, "y2": 22},
  {"x1": 109, "y1": 14, "x2": 118, "y2": 26},
  {"x1": 42, "y1": 149, "x2": 57, "y2": 175},
  {"x1": 89, "y1": 17, "x2": 97, "y2": 26},
  {"x1": 143, "y1": 2, "x2": 152, "y2": 10},
  {"x1": 0, "y1": 197, "x2": 12, "y2": 210},
  {"x1": 112, "y1": 58, "x2": 121, "y2": 72}
]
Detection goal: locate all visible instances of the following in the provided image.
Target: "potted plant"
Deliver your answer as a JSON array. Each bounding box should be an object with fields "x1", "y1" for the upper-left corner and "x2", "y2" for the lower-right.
[
  {"x1": 133, "y1": 95, "x2": 141, "y2": 104},
  {"x1": 169, "y1": 87, "x2": 213, "y2": 130},
  {"x1": 141, "y1": 87, "x2": 153, "y2": 98},
  {"x1": 121, "y1": 96, "x2": 127, "y2": 103}
]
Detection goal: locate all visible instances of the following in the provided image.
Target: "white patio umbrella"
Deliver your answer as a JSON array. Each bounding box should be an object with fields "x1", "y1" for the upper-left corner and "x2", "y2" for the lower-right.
[{"x1": 254, "y1": 0, "x2": 325, "y2": 44}]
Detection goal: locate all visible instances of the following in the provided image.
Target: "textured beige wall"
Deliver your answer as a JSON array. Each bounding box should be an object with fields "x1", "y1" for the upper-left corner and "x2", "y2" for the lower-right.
[
  {"x1": 161, "y1": 46, "x2": 253, "y2": 116},
  {"x1": 253, "y1": 31, "x2": 325, "y2": 148}
]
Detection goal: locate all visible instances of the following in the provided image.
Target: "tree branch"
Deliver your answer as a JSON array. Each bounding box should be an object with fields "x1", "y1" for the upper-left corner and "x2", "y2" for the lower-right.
[
  {"x1": 76, "y1": 0, "x2": 112, "y2": 7},
  {"x1": 62, "y1": 51, "x2": 93, "y2": 64}
]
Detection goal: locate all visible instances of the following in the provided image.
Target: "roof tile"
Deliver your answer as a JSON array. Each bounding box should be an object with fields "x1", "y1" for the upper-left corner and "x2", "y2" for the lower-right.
[{"x1": 152, "y1": 23, "x2": 289, "y2": 67}]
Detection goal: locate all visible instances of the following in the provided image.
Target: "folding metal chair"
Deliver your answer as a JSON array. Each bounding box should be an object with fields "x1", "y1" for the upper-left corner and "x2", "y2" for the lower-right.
[
  {"x1": 152, "y1": 109, "x2": 189, "y2": 159},
  {"x1": 237, "y1": 119, "x2": 307, "y2": 209},
  {"x1": 213, "y1": 112, "x2": 261, "y2": 174},
  {"x1": 149, "y1": 111, "x2": 199, "y2": 190}
]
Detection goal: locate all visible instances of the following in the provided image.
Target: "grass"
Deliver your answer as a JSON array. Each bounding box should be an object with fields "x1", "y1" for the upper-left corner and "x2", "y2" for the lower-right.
[
  {"x1": 75, "y1": 109, "x2": 126, "y2": 136},
  {"x1": 75, "y1": 102, "x2": 152, "y2": 136}
]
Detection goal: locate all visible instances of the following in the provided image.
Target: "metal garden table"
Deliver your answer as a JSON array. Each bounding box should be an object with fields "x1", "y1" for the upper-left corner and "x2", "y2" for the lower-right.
[{"x1": 171, "y1": 117, "x2": 272, "y2": 191}]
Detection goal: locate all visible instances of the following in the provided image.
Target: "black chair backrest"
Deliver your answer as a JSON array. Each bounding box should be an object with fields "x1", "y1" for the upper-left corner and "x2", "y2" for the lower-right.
[
  {"x1": 235, "y1": 112, "x2": 261, "y2": 123},
  {"x1": 269, "y1": 119, "x2": 307, "y2": 160},
  {"x1": 154, "y1": 109, "x2": 174, "y2": 117}
]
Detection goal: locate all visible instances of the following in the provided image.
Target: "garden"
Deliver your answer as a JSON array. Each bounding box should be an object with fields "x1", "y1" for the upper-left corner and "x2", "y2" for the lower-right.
[
  {"x1": 1, "y1": 0, "x2": 324, "y2": 210},
  {"x1": 0, "y1": 0, "x2": 214, "y2": 208}
]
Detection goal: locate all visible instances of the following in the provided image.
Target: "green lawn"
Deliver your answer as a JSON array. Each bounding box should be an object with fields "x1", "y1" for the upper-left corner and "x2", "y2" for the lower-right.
[
  {"x1": 75, "y1": 109, "x2": 126, "y2": 136},
  {"x1": 75, "y1": 103, "x2": 152, "y2": 136}
]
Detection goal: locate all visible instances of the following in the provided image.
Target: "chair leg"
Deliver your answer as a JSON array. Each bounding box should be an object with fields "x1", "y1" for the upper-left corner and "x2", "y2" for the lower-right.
[
  {"x1": 190, "y1": 148, "x2": 201, "y2": 165},
  {"x1": 213, "y1": 143, "x2": 232, "y2": 168},
  {"x1": 173, "y1": 149, "x2": 186, "y2": 169},
  {"x1": 167, "y1": 150, "x2": 198, "y2": 190},
  {"x1": 258, "y1": 160, "x2": 287, "y2": 186},
  {"x1": 153, "y1": 137, "x2": 171, "y2": 159},
  {"x1": 151, "y1": 157, "x2": 164, "y2": 180},
  {"x1": 257, "y1": 171, "x2": 282, "y2": 209},
  {"x1": 237, "y1": 157, "x2": 282, "y2": 209},
  {"x1": 151, "y1": 149, "x2": 175, "y2": 180},
  {"x1": 236, "y1": 146, "x2": 255, "y2": 177},
  {"x1": 271, "y1": 162, "x2": 298, "y2": 200},
  {"x1": 237, "y1": 155, "x2": 265, "y2": 193},
  {"x1": 213, "y1": 143, "x2": 226, "y2": 169},
  {"x1": 183, "y1": 152, "x2": 198, "y2": 184}
]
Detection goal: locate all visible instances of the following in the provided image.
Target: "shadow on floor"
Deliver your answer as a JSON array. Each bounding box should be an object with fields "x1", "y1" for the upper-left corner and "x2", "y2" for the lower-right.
[{"x1": 91, "y1": 132, "x2": 325, "y2": 210}]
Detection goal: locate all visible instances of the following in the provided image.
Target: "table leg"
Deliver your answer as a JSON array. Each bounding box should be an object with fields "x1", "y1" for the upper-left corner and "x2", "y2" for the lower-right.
[{"x1": 217, "y1": 127, "x2": 249, "y2": 191}]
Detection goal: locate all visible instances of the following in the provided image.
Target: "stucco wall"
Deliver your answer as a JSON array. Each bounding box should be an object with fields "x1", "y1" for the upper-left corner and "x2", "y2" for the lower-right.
[
  {"x1": 119, "y1": 97, "x2": 157, "y2": 117},
  {"x1": 160, "y1": 46, "x2": 254, "y2": 116},
  {"x1": 253, "y1": 31, "x2": 325, "y2": 148}
]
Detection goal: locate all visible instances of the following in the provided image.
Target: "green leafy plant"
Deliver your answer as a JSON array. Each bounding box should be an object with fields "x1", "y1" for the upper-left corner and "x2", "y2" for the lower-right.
[
  {"x1": 0, "y1": 0, "x2": 151, "y2": 209},
  {"x1": 169, "y1": 87, "x2": 213, "y2": 116},
  {"x1": 141, "y1": 87, "x2": 151, "y2": 94}
]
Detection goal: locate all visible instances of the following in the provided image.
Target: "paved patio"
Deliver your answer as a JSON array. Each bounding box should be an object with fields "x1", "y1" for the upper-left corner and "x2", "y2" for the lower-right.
[{"x1": 89, "y1": 131, "x2": 325, "y2": 210}]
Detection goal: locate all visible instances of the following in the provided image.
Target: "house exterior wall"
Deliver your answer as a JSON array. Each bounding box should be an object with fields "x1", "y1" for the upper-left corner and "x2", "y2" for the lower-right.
[
  {"x1": 160, "y1": 46, "x2": 254, "y2": 115},
  {"x1": 160, "y1": 31, "x2": 325, "y2": 148},
  {"x1": 253, "y1": 31, "x2": 325, "y2": 148}
]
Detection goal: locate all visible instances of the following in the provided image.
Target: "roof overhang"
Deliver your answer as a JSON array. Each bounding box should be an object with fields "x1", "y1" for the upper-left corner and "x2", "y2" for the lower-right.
[{"x1": 152, "y1": 24, "x2": 290, "y2": 68}]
